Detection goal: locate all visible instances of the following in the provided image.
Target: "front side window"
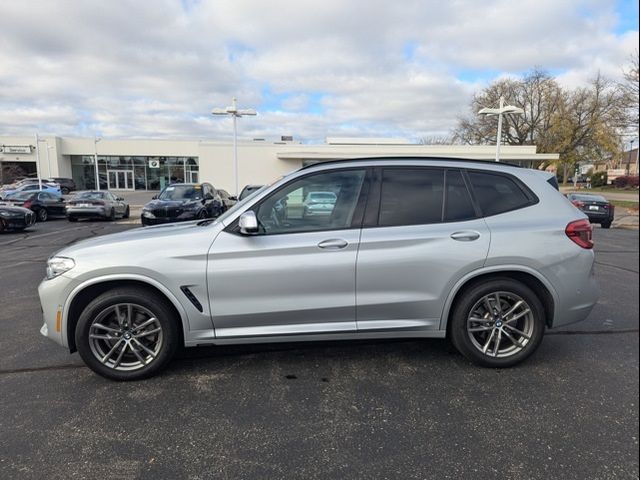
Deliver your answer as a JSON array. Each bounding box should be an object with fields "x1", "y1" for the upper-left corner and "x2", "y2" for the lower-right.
[
  {"x1": 255, "y1": 169, "x2": 366, "y2": 235},
  {"x1": 468, "y1": 171, "x2": 533, "y2": 217},
  {"x1": 378, "y1": 168, "x2": 444, "y2": 227}
]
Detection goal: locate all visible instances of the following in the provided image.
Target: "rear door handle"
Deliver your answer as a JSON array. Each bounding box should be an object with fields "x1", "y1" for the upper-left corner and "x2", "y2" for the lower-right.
[
  {"x1": 317, "y1": 239, "x2": 348, "y2": 250},
  {"x1": 450, "y1": 231, "x2": 481, "y2": 242}
]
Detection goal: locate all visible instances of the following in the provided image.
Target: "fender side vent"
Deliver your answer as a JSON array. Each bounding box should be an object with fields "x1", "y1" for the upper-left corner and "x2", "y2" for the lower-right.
[{"x1": 180, "y1": 286, "x2": 203, "y2": 312}]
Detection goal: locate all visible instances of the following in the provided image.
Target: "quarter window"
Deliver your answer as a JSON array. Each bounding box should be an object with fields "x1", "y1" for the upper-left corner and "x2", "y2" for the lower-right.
[
  {"x1": 444, "y1": 170, "x2": 476, "y2": 222},
  {"x1": 378, "y1": 168, "x2": 444, "y2": 227},
  {"x1": 255, "y1": 169, "x2": 366, "y2": 235},
  {"x1": 468, "y1": 171, "x2": 533, "y2": 217}
]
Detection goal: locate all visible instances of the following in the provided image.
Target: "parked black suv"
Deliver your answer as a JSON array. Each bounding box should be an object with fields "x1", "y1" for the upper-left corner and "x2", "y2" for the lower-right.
[
  {"x1": 141, "y1": 183, "x2": 224, "y2": 226},
  {"x1": 51, "y1": 178, "x2": 76, "y2": 195}
]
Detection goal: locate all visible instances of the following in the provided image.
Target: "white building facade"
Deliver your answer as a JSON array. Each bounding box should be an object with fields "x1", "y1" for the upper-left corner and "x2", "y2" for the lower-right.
[{"x1": 0, "y1": 135, "x2": 558, "y2": 194}]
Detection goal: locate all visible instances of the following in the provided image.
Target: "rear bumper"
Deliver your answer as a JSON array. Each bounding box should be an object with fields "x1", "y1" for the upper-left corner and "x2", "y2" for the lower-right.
[{"x1": 66, "y1": 207, "x2": 107, "y2": 218}]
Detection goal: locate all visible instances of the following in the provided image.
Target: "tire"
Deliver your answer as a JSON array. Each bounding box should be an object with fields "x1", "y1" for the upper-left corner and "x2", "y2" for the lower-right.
[
  {"x1": 197, "y1": 210, "x2": 207, "y2": 219},
  {"x1": 601, "y1": 221, "x2": 611, "y2": 229},
  {"x1": 107, "y1": 208, "x2": 116, "y2": 221},
  {"x1": 123, "y1": 206, "x2": 130, "y2": 219},
  {"x1": 36, "y1": 208, "x2": 48, "y2": 222},
  {"x1": 449, "y1": 278, "x2": 546, "y2": 368},
  {"x1": 0, "y1": 219, "x2": 5, "y2": 233},
  {"x1": 75, "y1": 287, "x2": 179, "y2": 381},
  {"x1": 61, "y1": 187, "x2": 70, "y2": 195},
  {"x1": 68, "y1": 216, "x2": 78, "y2": 222}
]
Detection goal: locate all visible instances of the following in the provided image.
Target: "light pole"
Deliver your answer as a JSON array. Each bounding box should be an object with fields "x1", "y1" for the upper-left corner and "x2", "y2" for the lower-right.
[
  {"x1": 34, "y1": 133, "x2": 43, "y2": 190},
  {"x1": 37, "y1": 137, "x2": 53, "y2": 178},
  {"x1": 94, "y1": 136, "x2": 102, "y2": 191},
  {"x1": 212, "y1": 97, "x2": 257, "y2": 196},
  {"x1": 478, "y1": 96, "x2": 524, "y2": 162},
  {"x1": 627, "y1": 138, "x2": 635, "y2": 176}
]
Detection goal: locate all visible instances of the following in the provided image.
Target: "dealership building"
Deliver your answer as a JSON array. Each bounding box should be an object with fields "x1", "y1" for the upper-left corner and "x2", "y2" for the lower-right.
[{"x1": 0, "y1": 135, "x2": 558, "y2": 193}]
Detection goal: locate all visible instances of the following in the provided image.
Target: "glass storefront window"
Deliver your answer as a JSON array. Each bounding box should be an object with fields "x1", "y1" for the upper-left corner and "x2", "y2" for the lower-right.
[{"x1": 70, "y1": 155, "x2": 199, "y2": 191}]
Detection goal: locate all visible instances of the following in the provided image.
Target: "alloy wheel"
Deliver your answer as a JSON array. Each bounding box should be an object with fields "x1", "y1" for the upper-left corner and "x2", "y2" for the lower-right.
[
  {"x1": 466, "y1": 291, "x2": 535, "y2": 358},
  {"x1": 88, "y1": 303, "x2": 163, "y2": 371}
]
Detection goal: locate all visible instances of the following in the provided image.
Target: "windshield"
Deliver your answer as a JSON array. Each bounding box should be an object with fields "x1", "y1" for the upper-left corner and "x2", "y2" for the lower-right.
[
  {"x1": 572, "y1": 194, "x2": 607, "y2": 202},
  {"x1": 159, "y1": 185, "x2": 202, "y2": 201},
  {"x1": 74, "y1": 192, "x2": 105, "y2": 200},
  {"x1": 212, "y1": 185, "x2": 269, "y2": 225}
]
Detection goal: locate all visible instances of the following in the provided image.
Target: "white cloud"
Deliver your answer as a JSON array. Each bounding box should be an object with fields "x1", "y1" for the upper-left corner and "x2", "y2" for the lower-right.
[{"x1": 0, "y1": 0, "x2": 636, "y2": 142}]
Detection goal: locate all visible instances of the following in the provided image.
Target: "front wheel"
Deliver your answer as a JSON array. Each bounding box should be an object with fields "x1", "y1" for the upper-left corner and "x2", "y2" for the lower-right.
[
  {"x1": 123, "y1": 206, "x2": 130, "y2": 219},
  {"x1": 36, "y1": 208, "x2": 48, "y2": 222},
  {"x1": 75, "y1": 287, "x2": 179, "y2": 380},
  {"x1": 449, "y1": 278, "x2": 546, "y2": 368}
]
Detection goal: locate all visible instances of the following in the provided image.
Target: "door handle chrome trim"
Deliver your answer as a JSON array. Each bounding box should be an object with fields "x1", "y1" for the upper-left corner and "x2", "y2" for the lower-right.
[
  {"x1": 450, "y1": 231, "x2": 481, "y2": 242},
  {"x1": 317, "y1": 239, "x2": 348, "y2": 250}
]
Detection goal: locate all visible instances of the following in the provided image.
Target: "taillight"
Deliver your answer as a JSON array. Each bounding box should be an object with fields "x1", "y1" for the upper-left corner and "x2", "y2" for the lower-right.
[
  {"x1": 566, "y1": 219, "x2": 594, "y2": 249},
  {"x1": 571, "y1": 200, "x2": 585, "y2": 209}
]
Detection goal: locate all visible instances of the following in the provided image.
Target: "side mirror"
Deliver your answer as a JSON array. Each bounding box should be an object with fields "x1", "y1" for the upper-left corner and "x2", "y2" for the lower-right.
[
  {"x1": 152, "y1": 195, "x2": 158, "y2": 199},
  {"x1": 239, "y1": 211, "x2": 259, "y2": 235},
  {"x1": 229, "y1": 196, "x2": 238, "y2": 201},
  {"x1": 117, "y1": 197, "x2": 124, "y2": 201}
]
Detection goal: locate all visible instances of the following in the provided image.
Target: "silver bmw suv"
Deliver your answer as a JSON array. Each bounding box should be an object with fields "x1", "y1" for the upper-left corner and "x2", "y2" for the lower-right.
[{"x1": 38, "y1": 158, "x2": 598, "y2": 380}]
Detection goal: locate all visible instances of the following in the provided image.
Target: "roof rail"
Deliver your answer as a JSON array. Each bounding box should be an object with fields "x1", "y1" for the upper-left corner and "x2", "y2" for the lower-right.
[{"x1": 300, "y1": 156, "x2": 524, "y2": 170}]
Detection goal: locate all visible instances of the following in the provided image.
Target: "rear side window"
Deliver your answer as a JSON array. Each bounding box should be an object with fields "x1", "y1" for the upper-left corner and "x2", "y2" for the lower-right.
[
  {"x1": 445, "y1": 170, "x2": 476, "y2": 222},
  {"x1": 468, "y1": 171, "x2": 533, "y2": 217},
  {"x1": 379, "y1": 168, "x2": 444, "y2": 226}
]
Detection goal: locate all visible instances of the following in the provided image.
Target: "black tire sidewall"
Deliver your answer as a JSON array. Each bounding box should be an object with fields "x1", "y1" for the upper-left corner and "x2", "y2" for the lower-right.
[
  {"x1": 75, "y1": 288, "x2": 179, "y2": 380},
  {"x1": 450, "y1": 278, "x2": 546, "y2": 368},
  {"x1": 37, "y1": 208, "x2": 48, "y2": 222},
  {"x1": 124, "y1": 206, "x2": 130, "y2": 219}
]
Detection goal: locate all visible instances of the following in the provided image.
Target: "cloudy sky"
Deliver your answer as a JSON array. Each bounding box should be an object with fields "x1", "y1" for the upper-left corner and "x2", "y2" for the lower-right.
[{"x1": 0, "y1": 0, "x2": 637, "y2": 143}]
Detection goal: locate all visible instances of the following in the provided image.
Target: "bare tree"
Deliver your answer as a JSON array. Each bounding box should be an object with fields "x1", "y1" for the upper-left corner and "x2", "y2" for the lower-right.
[{"x1": 453, "y1": 69, "x2": 628, "y2": 184}]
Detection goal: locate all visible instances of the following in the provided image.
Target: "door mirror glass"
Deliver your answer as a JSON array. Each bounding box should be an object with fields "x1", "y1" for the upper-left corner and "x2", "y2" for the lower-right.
[{"x1": 239, "y1": 211, "x2": 259, "y2": 234}]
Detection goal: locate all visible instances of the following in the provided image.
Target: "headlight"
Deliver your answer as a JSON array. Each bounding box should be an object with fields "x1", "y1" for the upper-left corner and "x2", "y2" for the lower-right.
[
  {"x1": 142, "y1": 210, "x2": 156, "y2": 218},
  {"x1": 46, "y1": 256, "x2": 75, "y2": 280}
]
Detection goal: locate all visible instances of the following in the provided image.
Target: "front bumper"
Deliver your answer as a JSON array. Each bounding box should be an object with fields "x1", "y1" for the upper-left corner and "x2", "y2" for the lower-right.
[
  {"x1": 38, "y1": 274, "x2": 76, "y2": 348},
  {"x1": 141, "y1": 212, "x2": 198, "y2": 226},
  {"x1": 0, "y1": 211, "x2": 36, "y2": 229}
]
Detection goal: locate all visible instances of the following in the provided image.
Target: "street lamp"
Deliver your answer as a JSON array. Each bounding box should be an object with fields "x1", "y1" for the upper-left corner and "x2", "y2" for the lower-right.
[
  {"x1": 37, "y1": 137, "x2": 54, "y2": 178},
  {"x1": 94, "y1": 136, "x2": 102, "y2": 191},
  {"x1": 34, "y1": 133, "x2": 43, "y2": 190},
  {"x1": 212, "y1": 97, "x2": 257, "y2": 196},
  {"x1": 478, "y1": 96, "x2": 524, "y2": 162}
]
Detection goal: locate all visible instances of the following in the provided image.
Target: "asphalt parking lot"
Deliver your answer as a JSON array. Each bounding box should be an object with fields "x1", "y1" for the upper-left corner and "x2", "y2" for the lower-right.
[{"x1": 0, "y1": 219, "x2": 638, "y2": 479}]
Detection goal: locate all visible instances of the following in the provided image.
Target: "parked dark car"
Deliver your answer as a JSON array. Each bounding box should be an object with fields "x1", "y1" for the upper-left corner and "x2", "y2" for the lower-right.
[
  {"x1": 239, "y1": 184, "x2": 263, "y2": 200},
  {"x1": 141, "y1": 183, "x2": 224, "y2": 226},
  {"x1": 218, "y1": 189, "x2": 237, "y2": 211},
  {"x1": 51, "y1": 177, "x2": 76, "y2": 195},
  {"x1": 0, "y1": 204, "x2": 36, "y2": 232},
  {"x1": 567, "y1": 193, "x2": 615, "y2": 228},
  {"x1": 3, "y1": 191, "x2": 66, "y2": 222},
  {"x1": 66, "y1": 191, "x2": 130, "y2": 221}
]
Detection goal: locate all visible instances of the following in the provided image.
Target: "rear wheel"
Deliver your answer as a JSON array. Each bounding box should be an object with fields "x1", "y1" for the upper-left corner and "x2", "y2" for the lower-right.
[
  {"x1": 68, "y1": 216, "x2": 78, "y2": 222},
  {"x1": 601, "y1": 221, "x2": 611, "y2": 229},
  {"x1": 0, "y1": 219, "x2": 5, "y2": 233},
  {"x1": 61, "y1": 187, "x2": 70, "y2": 195},
  {"x1": 75, "y1": 287, "x2": 179, "y2": 380},
  {"x1": 123, "y1": 206, "x2": 130, "y2": 219},
  {"x1": 36, "y1": 208, "x2": 48, "y2": 222},
  {"x1": 449, "y1": 278, "x2": 546, "y2": 367},
  {"x1": 107, "y1": 208, "x2": 116, "y2": 221}
]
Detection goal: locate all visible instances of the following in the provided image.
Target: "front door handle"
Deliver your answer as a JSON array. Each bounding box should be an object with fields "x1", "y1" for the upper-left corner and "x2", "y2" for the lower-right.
[
  {"x1": 450, "y1": 231, "x2": 481, "y2": 242},
  {"x1": 317, "y1": 239, "x2": 348, "y2": 250}
]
